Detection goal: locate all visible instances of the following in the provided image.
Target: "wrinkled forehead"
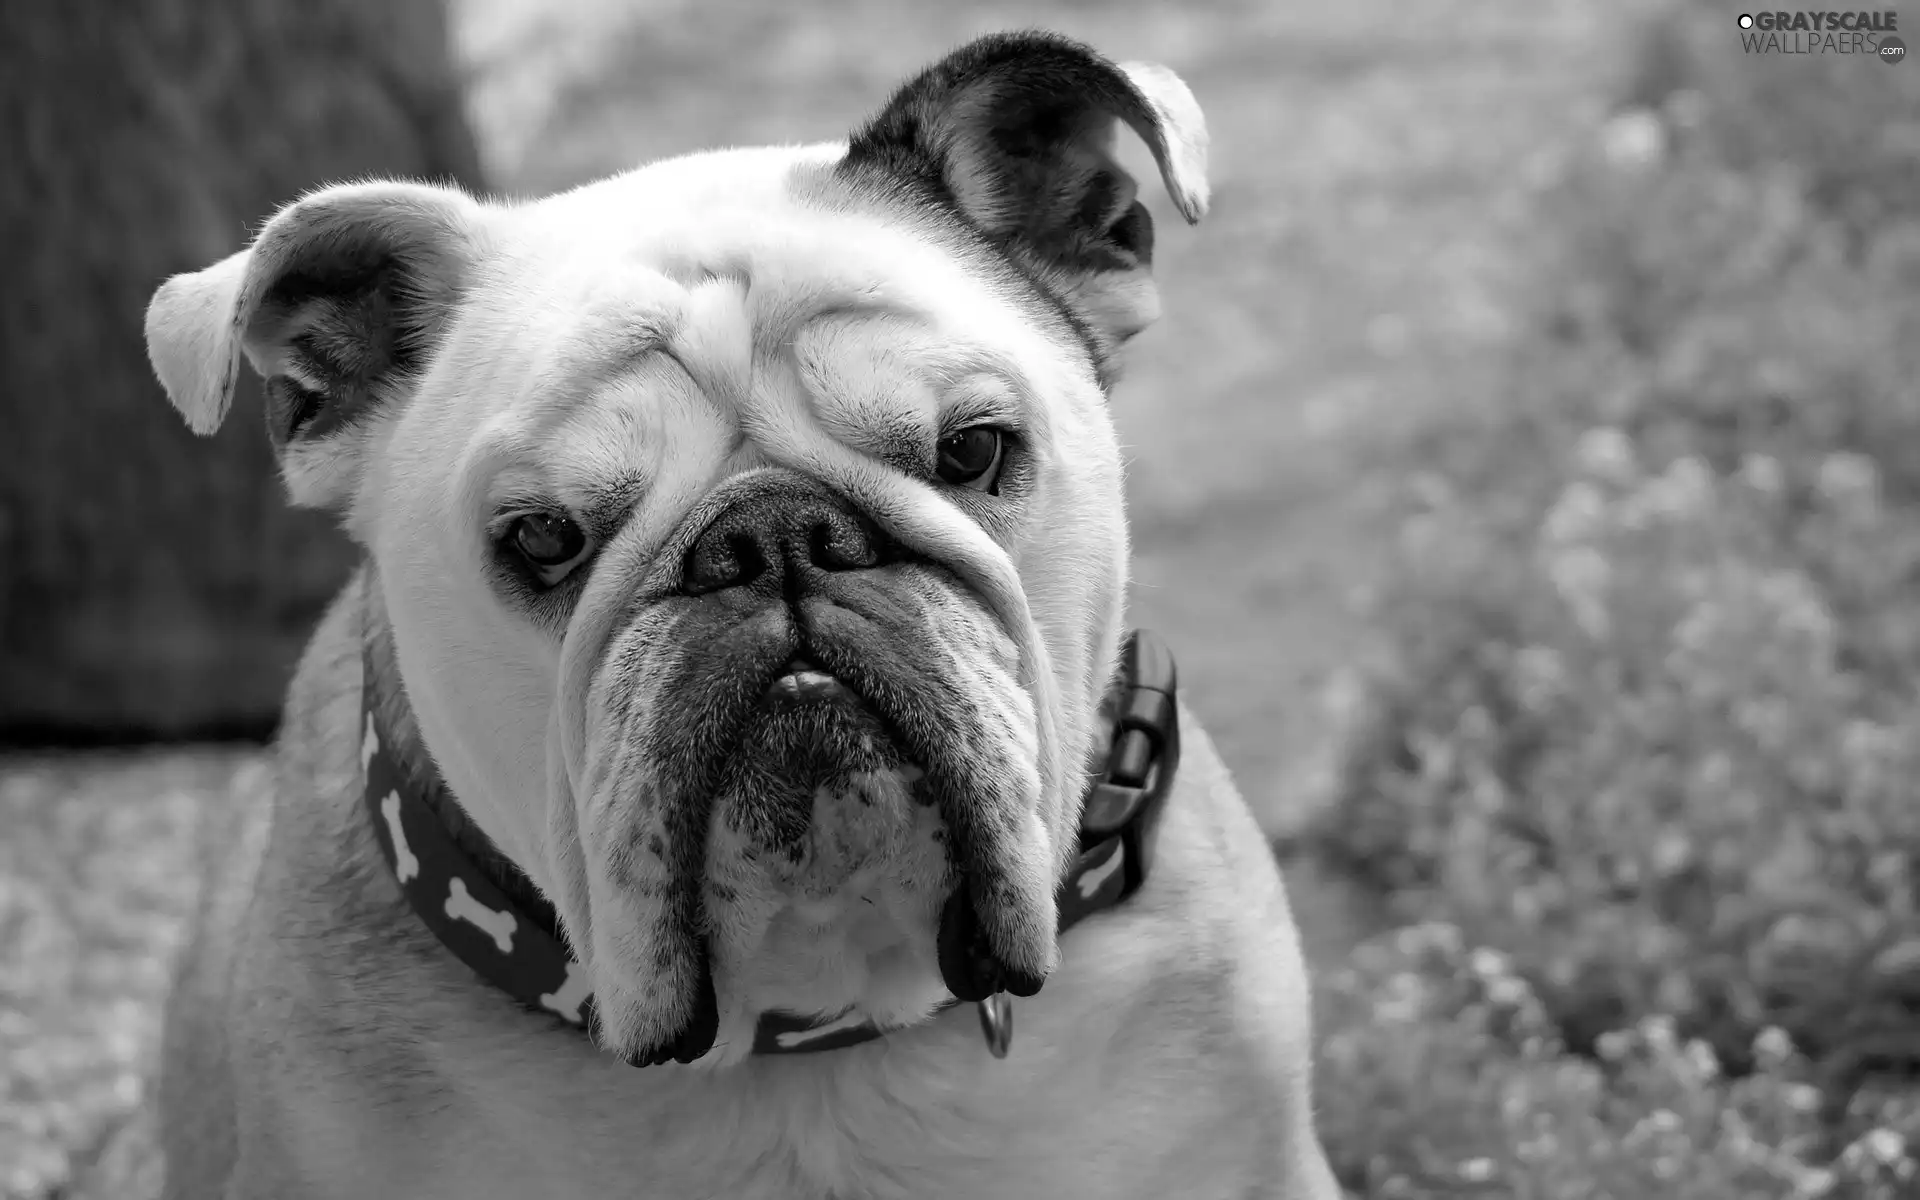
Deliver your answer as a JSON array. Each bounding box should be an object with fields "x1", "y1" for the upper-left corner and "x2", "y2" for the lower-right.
[
  {"x1": 444, "y1": 144, "x2": 1098, "y2": 478},
  {"x1": 484, "y1": 147, "x2": 1076, "y2": 378}
]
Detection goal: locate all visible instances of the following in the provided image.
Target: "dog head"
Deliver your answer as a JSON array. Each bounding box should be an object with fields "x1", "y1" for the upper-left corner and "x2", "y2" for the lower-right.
[{"x1": 144, "y1": 31, "x2": 1208, "y2": 1067}]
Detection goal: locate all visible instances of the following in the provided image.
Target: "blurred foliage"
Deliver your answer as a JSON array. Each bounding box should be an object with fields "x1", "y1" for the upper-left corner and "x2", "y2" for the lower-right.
[
  {"x1": 1318, "y1": 924, "x2": 1920, "y2": 1199},
  {"x1": 1308, "y1": 0, "x2": 1920, "y2": 1193}
]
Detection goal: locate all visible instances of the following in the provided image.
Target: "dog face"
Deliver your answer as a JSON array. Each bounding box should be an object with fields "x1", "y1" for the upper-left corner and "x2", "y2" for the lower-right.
[{"x1": 144, "y1": 32, "x2": 1207, "y2": 1068}]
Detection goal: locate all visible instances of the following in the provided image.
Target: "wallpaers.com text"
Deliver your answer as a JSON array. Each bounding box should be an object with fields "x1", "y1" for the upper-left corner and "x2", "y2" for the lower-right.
[{"x1": 1738, "y1": 10, "x2": 1903, "y2": 56}]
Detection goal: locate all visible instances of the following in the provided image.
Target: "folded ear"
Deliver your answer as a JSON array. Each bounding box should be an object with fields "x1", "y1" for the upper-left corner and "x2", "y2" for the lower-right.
[
  {"x1": 144, "y1": 180, "x2": 483, "y2": 510},
  {"x1": 842, "y1": 31, "x2": 1209, "y2": 377}
]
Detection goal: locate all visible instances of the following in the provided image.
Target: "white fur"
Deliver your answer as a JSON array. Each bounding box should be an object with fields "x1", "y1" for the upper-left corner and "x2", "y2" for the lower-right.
[{"x1": 142, "y1": 54, "x2": 1339, "y2": 1200}]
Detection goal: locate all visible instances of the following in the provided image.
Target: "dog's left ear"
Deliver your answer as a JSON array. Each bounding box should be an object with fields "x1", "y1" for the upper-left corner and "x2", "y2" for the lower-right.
[{"x1": 843, "y1": 31, "x2": 1209, "y2": 373}]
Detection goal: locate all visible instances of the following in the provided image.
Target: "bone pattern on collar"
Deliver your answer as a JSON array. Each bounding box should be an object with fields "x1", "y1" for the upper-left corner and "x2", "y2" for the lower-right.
[{"x1": 359, "y1": 625, "x2": 1181, "y2": 1059}]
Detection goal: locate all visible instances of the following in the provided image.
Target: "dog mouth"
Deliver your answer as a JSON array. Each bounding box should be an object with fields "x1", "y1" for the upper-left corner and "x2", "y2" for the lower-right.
[
  {"x1": 581, "y1": 586, "x2": 1055, "y2": 1066},
  {"x1": 764, "y1": 654, "x2": 855, "y2": 704},
  {"x1": 716, "y1": 639, "x2": 926, "y2": 869},
  {"x1": 745, "y1": 620, "x2": 1052, "y2": 992},
  {"x1": 746, "y1": 644, "x2": 919, "y2": 783}
]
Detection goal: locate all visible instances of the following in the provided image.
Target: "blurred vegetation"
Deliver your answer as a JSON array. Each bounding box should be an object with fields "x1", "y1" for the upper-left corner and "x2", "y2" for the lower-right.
[
  {"x1": 1306, "y1": 1, "x2": 1920, "y2": 1194},
  {"x1": 1317, "y1": 925, "x2": 1919, "y2": 1198}
]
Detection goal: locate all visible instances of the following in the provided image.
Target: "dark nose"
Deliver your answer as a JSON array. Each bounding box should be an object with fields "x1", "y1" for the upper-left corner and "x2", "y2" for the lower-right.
[{"x1": 680, "y1": 476, "x2": 892, "y2": 596}]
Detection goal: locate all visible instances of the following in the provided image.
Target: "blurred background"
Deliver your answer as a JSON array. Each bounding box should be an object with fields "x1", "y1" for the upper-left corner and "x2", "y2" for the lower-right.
[{"x1": 4, "y1": 0, "x2": 1919, "y2": 1195}]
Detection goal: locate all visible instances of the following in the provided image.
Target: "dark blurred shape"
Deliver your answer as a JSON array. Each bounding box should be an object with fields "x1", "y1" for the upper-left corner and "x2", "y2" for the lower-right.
[{"x1": 0, "y1": 0, "x2": 487, "y2": 744}]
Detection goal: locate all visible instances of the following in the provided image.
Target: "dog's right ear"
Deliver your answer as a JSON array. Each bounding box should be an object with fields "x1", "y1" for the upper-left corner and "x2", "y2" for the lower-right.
[{"x1": 144, "y1": 180, "x2": 484, "y2": 510}]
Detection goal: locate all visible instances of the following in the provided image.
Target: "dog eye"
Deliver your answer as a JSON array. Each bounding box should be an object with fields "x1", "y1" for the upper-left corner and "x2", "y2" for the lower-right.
[
  {"x1": 934, "y1": 426, "x2": 1006, "y2": 493},
  {"x1": 504, "y1": 511, "x2": 593, "y2": 584}
]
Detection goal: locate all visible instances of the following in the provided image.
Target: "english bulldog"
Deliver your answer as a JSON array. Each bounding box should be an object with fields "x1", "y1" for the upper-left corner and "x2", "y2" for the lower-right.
[{"x1": 133, "y1": 29, "x2": 1340, "y2": 1200}]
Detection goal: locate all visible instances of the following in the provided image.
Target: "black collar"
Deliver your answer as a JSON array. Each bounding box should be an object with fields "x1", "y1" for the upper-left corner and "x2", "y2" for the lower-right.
[{"x1": 360, "y1": 630, "x2": 1180, "y2": 1060}]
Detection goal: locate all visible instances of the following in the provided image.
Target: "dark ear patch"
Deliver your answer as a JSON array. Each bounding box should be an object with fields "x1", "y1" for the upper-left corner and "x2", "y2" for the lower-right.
[
  {"x1": 244, "y1": 205, "x2": 467, "y2": 448},
  {"x1": 262, "y1": 273, "x2": 402, "y2": 442},
  {"x1": 839, "y1": 31, "x2": 1208, "y2": 373},
  {"x1": 1107, "y1": 199, "x2": 1154, "y2": 263}
]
